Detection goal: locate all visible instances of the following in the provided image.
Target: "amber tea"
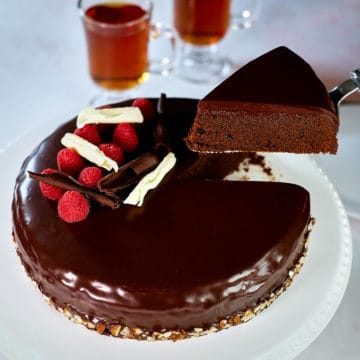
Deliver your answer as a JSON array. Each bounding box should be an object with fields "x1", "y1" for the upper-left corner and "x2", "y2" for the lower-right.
[
  {"x1": 174, "y1": 0, "x2": 230, "y2": 46},
  {"x1": 83, "y1": 2, "x2": 151, "y2": 90}
]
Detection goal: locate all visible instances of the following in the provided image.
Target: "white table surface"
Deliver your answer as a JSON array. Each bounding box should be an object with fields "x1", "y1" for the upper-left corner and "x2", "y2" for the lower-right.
[{"x1": 1, "y1": 1, "x2": 359, "y2": 359}]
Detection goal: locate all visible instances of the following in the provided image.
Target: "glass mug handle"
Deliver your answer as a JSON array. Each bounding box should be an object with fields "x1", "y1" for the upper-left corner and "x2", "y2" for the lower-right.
[
  {"x1": 231, "y1": 0, "x2": 261, "y2": 30},
  {"x1": 148, "y1": 22, "x2": 177, "y2": 76}
]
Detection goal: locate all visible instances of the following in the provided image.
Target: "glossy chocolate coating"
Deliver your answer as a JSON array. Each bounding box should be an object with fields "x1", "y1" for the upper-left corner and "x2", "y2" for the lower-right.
[
  {"x1": 203, "y1": 47, "x2": 336, "y2": 112},
  {"x1": 12, "y1": 98, "x2": 310, "y2": 331}
]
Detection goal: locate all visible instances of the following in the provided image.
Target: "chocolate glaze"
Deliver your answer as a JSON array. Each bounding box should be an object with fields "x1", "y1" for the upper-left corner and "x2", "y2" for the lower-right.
[
  {"x1": 187, "y1": 46, "x2": 339, "y2": 154},
  {"x1": 12, "y1": 98, "x2": 310, "y2": 332},
  {"x1": 204, "y1": 47, "x2": 336, "y2": 110}
]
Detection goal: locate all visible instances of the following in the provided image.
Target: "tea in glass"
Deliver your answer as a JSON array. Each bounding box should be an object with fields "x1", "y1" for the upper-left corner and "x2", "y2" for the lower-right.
[
  {"x1": 174, "y1": 0, "x2": 230, "y2": 46},
  {"x1": 82, "y1": 1, "x2": 151, "y2": 90}
]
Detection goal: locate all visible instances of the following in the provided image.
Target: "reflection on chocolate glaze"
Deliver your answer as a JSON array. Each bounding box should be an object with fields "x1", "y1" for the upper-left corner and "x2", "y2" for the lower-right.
[{"x1": 12, "y1": 98, "x2": 310, "y2": 332}]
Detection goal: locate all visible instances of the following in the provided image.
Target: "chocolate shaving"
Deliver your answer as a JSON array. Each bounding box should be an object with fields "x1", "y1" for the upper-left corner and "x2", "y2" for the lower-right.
[
  {"x1": 28, "y1": 171, "x2": 119, "y2": 208},
  {"x1": 157, "y1": 92, "x2": 166, "y2": 115},
  {"x1": 155, "y1": 93, "x2": 171, "y2": 157},
  {"x1": 98, "y1": 152, "x2": 160, "y2": 196}
]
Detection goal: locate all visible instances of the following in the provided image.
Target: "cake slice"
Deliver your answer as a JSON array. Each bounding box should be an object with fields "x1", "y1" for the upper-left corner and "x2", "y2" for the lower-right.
[{"x1": 186, "y1": 46, "x2": 339, "y2": 154}]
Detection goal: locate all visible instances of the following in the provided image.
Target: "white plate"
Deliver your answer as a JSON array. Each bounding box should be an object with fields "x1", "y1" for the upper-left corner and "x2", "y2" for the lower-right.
[
  {"x1": 314, "y1": 104, "x2": 360, "y2": 219},
  {"x1": 0, "y1": 121, "x2": 352, "y2": 360}
]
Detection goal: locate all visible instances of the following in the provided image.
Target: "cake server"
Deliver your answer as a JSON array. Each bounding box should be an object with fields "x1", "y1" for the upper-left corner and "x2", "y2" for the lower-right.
[{"x1": 329, "y1": 68, "x2": 360, "y2": 111}]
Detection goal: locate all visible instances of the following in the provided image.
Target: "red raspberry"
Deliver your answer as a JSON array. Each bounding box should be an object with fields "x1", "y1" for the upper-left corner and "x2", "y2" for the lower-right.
[
  {"x1": 39, "y1": 168, "x2": 64, "y2": 200},
  {"x1": 74, "y1": 124, "x2": 101, "y2": 145},
  {"x1": 99, "y1": 143, "x2": 124, "y2": 164},
  {"x1": 57, "y1": 148, "x2": 85, "y2": 177},
  {"x1": 78, "y1": 166, "x2": 103, "y2": 188},
  {"x1": 113, "y1": 123, "x2": 139, "y2": 152},
  {"x1": 132, "y1": 98, "x2": 155, "y2": 122},
  {"x1": 57, "y1": 191, "x2": 90, "y2": 223}
]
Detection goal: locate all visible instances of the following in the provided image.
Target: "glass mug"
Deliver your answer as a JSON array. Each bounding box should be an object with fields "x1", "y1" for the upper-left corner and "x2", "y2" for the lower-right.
[
  {"x1": 173, "y1": 0, "x2": 260, "y2": 83},
  {"x1": 174, "y1": 0, "x2": 230, "y2": 46},
  {"x1": 78, "y1": 0, "x2": 176, "y2": 105}
]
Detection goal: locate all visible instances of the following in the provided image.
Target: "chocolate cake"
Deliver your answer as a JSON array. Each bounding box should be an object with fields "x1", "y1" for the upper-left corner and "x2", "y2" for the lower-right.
[
  {"x1": 186, "y1": 46, "x2": 339, "y2": 154},
  {"x1": 12, "y1": 98, "x2": 312, "y2": 340}
]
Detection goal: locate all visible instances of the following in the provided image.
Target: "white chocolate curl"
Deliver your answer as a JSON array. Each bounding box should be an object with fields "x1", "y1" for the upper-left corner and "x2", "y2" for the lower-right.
[
  {"x1": 61, "y1": 133, "x2": 119, "y2": 172},
  {"x1": 76, "y1": 107, "x2": 143, "y2": 128},
  {"x1": 124, "y1": 152, "x2": 176, "y2": 206}
]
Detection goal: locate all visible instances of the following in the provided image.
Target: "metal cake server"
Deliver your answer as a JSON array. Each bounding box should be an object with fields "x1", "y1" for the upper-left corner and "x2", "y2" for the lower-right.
[{"x1": 329, "y1": 68, "x2": 360, "y2": 111}]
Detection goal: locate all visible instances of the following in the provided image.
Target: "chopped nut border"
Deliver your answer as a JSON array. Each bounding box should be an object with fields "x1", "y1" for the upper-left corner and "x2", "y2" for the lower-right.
[{"x1": 15, "y1": 218, "x2": 315, "y2": 341}]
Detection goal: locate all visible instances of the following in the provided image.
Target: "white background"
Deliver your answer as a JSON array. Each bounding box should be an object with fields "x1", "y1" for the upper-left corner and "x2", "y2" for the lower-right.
[{"x1": 1, "y1": 0, "x2": 360, "y2": 358}]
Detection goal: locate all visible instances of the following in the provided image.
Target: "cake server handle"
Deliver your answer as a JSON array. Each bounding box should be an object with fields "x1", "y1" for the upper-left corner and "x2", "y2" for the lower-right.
[{"x1": 329, "y1": 68, "x2": 360, "y2": 111}]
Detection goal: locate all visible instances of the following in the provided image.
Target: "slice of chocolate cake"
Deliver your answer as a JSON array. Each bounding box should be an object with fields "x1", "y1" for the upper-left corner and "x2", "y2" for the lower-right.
[{"x1": 186, "y1": 46, "x2": 339, "y2": 154}]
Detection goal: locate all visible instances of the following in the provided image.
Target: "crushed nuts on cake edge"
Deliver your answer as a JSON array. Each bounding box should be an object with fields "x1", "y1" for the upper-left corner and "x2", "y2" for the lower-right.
[{"x1": 12, "y1": 218, "x2": 315, "y2": 342}]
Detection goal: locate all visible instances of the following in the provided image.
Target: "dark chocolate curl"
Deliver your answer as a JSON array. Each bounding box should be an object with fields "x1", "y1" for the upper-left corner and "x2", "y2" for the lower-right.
[
  {"x1": 157, "y1": 93, "x2": 166, "y2": 115},
  {"x1": 98, "y1": 152, "x2": 160, "y2": 196},
  {"x1": 155, "y1": 94, "x2": 171, "y2": 156},
  {"x1": 28, "y1": 171, "x2": 118, "y2": 208}
]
